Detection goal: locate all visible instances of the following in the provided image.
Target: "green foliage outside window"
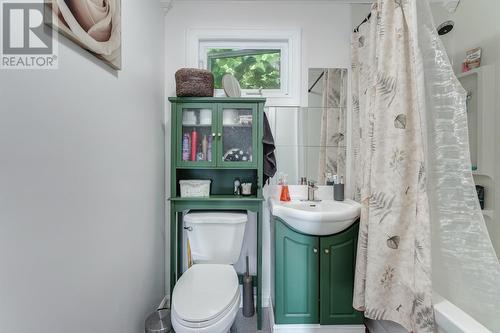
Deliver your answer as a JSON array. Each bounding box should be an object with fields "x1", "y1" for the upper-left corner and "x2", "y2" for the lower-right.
[{"x1": 208, "y1": 49, "x2": 281, "y2": 90}]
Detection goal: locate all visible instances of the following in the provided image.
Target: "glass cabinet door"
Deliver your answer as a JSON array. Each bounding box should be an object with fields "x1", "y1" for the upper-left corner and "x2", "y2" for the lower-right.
[
  {"x1": 218, "y1": 104, "x2": 258, "y2": 168},
  {"x1": 177, "y1": 104, "x2": 217, "y2": 167}
]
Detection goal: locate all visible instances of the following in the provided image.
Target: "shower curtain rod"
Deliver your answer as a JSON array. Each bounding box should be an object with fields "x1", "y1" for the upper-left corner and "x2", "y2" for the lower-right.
[
  {"x1": 353, "y1": 12, "x2": 372, "y2": 33},
  {"x1": 308, "y1": 70, "x2": 325, "y2": 93}
]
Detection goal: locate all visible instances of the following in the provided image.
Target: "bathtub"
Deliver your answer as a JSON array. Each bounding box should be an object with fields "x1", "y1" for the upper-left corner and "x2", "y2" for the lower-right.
[{"x1": 365, "y1": 293, "x2": 491, "y2": 333}]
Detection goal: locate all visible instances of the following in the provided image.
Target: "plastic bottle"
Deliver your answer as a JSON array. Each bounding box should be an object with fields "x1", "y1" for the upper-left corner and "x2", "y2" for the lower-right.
[
  {"x1": 190, "y1": 130, "x2": 197, "y2": 161},
  {"x1": 182, "y1": 133, "x2": 190, "y2": 161},
  {"x1": 279, "y1": 174, "x2": 291, "y2": 202},
  {"x1": 202, "y1": 135, "x2": 208, "y2": 161},
  {"x1": 207, "y1": 136, "x2": 212, "y2": 162}
]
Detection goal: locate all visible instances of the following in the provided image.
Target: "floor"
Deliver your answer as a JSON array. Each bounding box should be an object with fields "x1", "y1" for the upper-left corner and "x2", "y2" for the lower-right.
[{"x1": 231, "y1": 308, "x2": 271, "y2": 333}]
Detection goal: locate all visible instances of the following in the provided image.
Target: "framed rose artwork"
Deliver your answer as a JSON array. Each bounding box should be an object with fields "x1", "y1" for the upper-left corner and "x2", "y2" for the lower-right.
[{"x1": 45, "y1": 0, "x2": 121, "y2": 70}]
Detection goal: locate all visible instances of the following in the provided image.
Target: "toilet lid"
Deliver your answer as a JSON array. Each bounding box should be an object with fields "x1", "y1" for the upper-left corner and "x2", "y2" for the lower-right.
[{"x1": 172, "y1": 264, "x2": 239, "y2": 323}]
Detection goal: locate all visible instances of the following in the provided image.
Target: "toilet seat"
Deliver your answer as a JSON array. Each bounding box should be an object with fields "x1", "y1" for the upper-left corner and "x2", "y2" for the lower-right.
[
  {"x1": 172, "y1": 290, "x2": 239, "y2": 329},
  {"x1": 171, "y1": 264, "x2": 240, "y2": 332}
]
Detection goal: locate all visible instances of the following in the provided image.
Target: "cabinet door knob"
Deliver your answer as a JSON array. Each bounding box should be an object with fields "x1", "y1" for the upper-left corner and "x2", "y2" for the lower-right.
[
  {"x1": 212, "y1": 133, "x2": 216, "y2": 137},
  {"x1": 324, "y1": 249, "x2": 330, "y2": 254},
  {"x1": 218, "y1": 133, "x2": 222, "y2": 137},
  {"x1": 313, "y1": 248, "x2": 318, "y2": 253}
]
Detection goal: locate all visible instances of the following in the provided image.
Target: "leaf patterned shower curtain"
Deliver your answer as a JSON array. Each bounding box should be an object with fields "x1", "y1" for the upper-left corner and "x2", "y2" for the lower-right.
[{"x1": 351, "y1": 1, "x2": 433, "y2": 332}]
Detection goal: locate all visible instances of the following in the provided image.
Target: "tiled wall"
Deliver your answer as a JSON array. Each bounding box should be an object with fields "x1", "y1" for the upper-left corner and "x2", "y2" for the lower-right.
[{"x1": 265, "y1": 106, "x2": 347, "y2": 185}]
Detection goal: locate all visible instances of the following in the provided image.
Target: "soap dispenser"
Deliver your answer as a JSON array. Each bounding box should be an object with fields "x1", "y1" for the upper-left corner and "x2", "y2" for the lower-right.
[{"x1": 279, "y1": 174, "x2": 291, "y2": 202}]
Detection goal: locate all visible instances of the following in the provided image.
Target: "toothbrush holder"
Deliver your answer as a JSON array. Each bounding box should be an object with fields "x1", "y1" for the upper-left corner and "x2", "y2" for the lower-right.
[{"x1": 334, "y1": 184, "x2": 344, "y2": 201}]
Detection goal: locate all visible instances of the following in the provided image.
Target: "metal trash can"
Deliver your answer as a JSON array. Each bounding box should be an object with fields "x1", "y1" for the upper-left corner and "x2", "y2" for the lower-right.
[{"x1": 145, "y1": 308, "x2": 172, "y2": 333}]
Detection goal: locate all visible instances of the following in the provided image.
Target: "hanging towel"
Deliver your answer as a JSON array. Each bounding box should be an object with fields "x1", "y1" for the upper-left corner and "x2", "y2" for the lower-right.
[{"x1": 263, "y1": 112, "x2": 277, "y2": 185}]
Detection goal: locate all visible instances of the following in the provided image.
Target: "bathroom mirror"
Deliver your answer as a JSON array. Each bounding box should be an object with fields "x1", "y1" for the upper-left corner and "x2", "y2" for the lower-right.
[{"x1": 268, "y1": 68, "x2": 347, "y2": 185}]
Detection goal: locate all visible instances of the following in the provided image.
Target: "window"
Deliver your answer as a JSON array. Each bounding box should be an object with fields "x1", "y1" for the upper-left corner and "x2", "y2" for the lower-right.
[
  {"x1": 188, "y1": 29, "x2": 301, "y2": 105},
  {"x1": 207, "y1": 49, "x2": 281, "y2": 90},
  {"x1": 200, "y1": 40, "x2": 289, "y2": 98}
]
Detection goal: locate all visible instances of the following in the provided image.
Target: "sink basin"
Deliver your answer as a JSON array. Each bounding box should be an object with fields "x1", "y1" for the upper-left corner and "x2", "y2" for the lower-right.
[{"x1": 269, "y1": 199, "x2": 361, "y2": 236}]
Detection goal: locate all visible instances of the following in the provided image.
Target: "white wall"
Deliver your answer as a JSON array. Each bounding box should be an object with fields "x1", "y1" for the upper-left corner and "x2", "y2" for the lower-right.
[
  {"x1": 0, "y1": 1, "x2": 165, "y2": 332},
  {"x1": 164, "y1": 1, "x2": 352, "y2": 105},
  {"x1": 164, "y1": 0, "x2": 354, "y2": 305},
  {"x1": 431, "y1": 1, "x2": 500, "y2": 256}
]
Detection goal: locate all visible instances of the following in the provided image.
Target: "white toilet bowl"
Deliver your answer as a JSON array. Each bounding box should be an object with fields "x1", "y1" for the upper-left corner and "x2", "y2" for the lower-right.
[
  {"x1": 171, "y1": 212, "x2": 248, "y2": 333},
  {"x1": 171, "y1": 264, "x2": 241, "y2": 333}
]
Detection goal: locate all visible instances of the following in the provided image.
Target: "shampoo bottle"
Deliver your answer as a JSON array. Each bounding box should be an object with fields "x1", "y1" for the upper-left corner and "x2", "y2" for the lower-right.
[
  {"x1": 190, "y1": 130, "x2": 198, "y2": 161},
  {"x1": 207, "y1": 136, "x2": 212, "y2": 162},
  {"x1": 182, "y1": 133, "x2": 190, "y2": 161},
  {"x1": 202, "y1": 135, "x2": 208, "y2": 161},
  {"x1": 279, "y1": 174, "x2": 291, "y2": 202}
]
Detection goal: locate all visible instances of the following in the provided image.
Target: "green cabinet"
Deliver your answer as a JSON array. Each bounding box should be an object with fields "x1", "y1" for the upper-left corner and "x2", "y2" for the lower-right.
[
  {"x1": 168, "y1": 97, "x2": 266, "y2": 329},
  {"x1": 320, "y1": 223, "x2": 364, "y2": 325},
  {"x1": 273, "y1": 218, "x2": 363, "y2": 326},
  {"x1": 172, "y1": 99, "x2": 260, "y2": 169},
  {"x1": 275, "y1": 219, "x2": 319, "y2": 324}
]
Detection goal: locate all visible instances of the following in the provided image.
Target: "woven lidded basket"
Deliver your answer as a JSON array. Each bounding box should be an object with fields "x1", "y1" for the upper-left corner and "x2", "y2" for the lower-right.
[{"x1": 175, "y1": 68, "x2": 214, "y2": 97}]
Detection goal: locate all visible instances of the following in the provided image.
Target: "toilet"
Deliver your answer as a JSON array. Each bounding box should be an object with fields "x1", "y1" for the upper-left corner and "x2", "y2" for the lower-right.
[{"x1": 171, "y1": 211, "x2": 248, "y2": 333}]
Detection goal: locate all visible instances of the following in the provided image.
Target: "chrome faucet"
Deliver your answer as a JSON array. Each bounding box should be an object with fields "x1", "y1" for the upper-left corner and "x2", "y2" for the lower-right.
[{"x1": 307, "y1": 180, "x2": 319, "y2": 202}]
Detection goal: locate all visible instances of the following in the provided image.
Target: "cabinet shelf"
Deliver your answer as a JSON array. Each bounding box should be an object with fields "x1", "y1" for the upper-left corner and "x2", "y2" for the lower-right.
[
  {"x1": 182, "y1": 123, "x2": 212, "y2": 127},
  {"x1": 170, "y1": 195, "x2": 263, "y2": 202}
]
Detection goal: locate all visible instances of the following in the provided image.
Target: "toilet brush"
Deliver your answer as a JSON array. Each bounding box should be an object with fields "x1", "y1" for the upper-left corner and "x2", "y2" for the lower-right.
[{"x1": 242, "y1": 256, "x2": 254, "y2": 317}]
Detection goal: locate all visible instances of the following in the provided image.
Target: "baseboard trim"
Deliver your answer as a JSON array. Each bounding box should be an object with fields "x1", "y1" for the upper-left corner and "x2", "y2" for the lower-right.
[{"x1": 268, "y1": 304, "x2": 365, "y2": 333}]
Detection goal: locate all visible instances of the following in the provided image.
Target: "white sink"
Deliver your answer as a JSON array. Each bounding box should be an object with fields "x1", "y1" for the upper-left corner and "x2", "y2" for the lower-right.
[{"x1": 269, "y1": 198, "x2": 361, "y2": 236}]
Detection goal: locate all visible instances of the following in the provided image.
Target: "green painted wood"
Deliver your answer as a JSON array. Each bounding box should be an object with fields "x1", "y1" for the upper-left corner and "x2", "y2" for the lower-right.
[
  {"x1": 171, "y1": 200, "x2": 261, "y2": 213},
  {"x1": 217, "y1": 103, "x2": 259, "y2": 169},
  {"x1": 170, "y1": 102, "x2": 178, "y2": 198},
  {"x1": 319, "y1": 222, "x2": 364, "y2": 325},
  {"x1": 168, "y1": 97, "x2": 266, "y2": 103},
  {"x1": 169, "y1": 97, "x2": 266, "y2": 329},
  {"x1": 275, "y1": 218, "x2": 319, "y2": 324},
  {"x1": 170, "y1": 209, "x2": 177, "y2": 295},
  {"x1": 170, "y1": 195, "x2": 263, "y2": 202}
]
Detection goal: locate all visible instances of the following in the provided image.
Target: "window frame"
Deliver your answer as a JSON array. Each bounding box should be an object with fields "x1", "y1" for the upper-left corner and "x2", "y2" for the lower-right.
[{"x1": 187, "y1": 28, "x2": 301, "y2": 106}]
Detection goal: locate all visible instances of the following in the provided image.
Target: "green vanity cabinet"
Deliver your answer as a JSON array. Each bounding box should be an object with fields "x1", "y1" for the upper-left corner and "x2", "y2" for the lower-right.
[
  {"x1": 273, "y1": 218, "x2": 363, "y2": 326},
  {"x1": 274, "y1": 219, "x2": 320, "y2": 324},
  {"x1": 320, "y1": 222, "x2": 364, "y2": 325}
]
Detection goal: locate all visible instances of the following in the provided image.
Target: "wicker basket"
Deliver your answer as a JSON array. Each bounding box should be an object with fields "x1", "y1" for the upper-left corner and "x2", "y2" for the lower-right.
[
  {"x1": 179, "y1": 180, "x2": 211, "y2": 197},
  {"x1": 175, "y1": 68, "x2": 214, "y2": 97}
]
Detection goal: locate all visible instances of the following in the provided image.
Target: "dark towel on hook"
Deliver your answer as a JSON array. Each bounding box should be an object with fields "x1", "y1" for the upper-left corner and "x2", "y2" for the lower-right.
[{"x1": 263, "y1": 112, "x2": 277, "y2": 185}]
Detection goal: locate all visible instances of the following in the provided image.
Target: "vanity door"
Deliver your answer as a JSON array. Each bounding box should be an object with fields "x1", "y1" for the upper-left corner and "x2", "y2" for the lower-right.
[
  {"x1": 275, "y1": 219, "x2": 320, "y2": 324},
  {"x1": 216, "y1": 104, "x2": 258, "y2": 168},
  {"x1": 319, "y1": 222, "x2": 364, "y2": 325},
  {"x1": 176, "y1": 103, "x2": 218, "y2": 168}
]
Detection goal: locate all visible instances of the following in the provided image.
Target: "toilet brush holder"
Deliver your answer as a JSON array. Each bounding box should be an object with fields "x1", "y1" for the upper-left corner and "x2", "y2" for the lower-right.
[{"x1": 242, "y1": 256, "x2": 254, "y2": 317}]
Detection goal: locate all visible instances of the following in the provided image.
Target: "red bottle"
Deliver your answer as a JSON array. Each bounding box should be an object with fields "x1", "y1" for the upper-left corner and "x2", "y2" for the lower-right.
[
  {"x1": 190, "y1": 130, "x2": 197, "y2": 161},
  {"x1": 279, "y1": 174, "x2": 291, "y2": 202},
  {"x1": 280, "y1": 185, "x2": 291, "y2": 202}
]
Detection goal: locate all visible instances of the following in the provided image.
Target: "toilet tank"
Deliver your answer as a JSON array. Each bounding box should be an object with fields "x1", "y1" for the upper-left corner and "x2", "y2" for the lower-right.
[{"x1": 184, "y1": 211, "x2": 247, "y2": 264}]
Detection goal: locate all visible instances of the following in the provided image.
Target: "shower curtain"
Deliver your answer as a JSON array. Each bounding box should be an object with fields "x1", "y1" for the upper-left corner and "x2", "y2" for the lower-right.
[
  {"x1": 352, "y1": 0, "x2": 500, "y2": 332},
  {"x1": 351, "y1": 1, "x2": 433, "y2": 332}
]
